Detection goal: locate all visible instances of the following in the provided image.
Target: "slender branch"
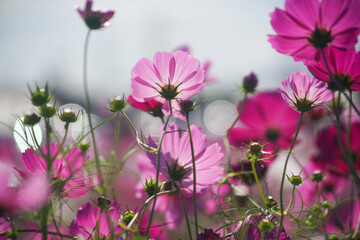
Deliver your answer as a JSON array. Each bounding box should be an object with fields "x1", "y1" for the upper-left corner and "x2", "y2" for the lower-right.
[
  {"x1": 250, "y1": 158, "x2": 266, "y2": 205},
  {"x1": 82, "y1": 29, "x2": 105, "y2": 194},
  {"x1": 185, "y1": 113, "x2": 199, "y2": 235},
  {"x1": 179, "y1": 187, "x2": 193, "y2": 240},
  {"x1": 277, "y1": 111, "x2": 303, "y2": 240}
]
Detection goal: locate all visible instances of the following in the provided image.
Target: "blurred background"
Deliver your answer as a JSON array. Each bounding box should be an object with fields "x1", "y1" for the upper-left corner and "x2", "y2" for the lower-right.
[{"x1": 0, "y1": 0, "x2": 310, "y2": 126}]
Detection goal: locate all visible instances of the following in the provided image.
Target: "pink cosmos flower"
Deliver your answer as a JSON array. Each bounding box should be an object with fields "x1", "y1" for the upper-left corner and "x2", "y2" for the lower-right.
[
  {"x1": 127, "y1": 95, "x2": 164, "y2": 118},
  {"x1": 197, "y1": 229, "x2": 223, "y2": 240},
  {"x1": 0, "y1": 215, "x2": 12, "y2": 240},
  {"x1": 135, "y1": 153, "x2": 195, "y2": 230},
  {"x1": 69, "y1": 201, "x2": 122, "y2": 239},
  {"x1": 0, "y1": 162, "x2": 49, "y2": 213},
  {"x1": 245, "y1": 214, "x2": 290, "y2": 240},
  {"x1": 268, "y1": 0, "x2": 360, "y2": 64},
  {"x1": 131, "y1": 51, "x2": 205, "y2": 120},
  {"x1": 228, "y1": 92, "x2": 300, "y2": 165},
  {"x1": 75, "y1": 0, "x2": 115, "y2": 30},
  {"x1": 16, "y1": 144, "x2": 99, "y2": 198},
  {"x1": 176, "y1": 45, "x2": 217, "y2": 84},
  {"x1": 146, "y1": 123, "x2": 224, "y2": 196},
  {"x1": 307, "y1": 48, "x2": 360, "y2": 91},
  {"x1": 280, "y1": 72, "x2": 333, "y2": 112},
  {"x1": 311, "y1": 122, "x2": 360, "y2": 175}
]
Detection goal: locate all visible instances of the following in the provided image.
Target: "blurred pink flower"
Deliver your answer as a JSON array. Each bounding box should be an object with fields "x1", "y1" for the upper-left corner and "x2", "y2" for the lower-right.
[
  {"x1": 69, "y1": 201, "x2": 122, "y2": 239},
  {"x1": 228, "y1": 92, "x2": 300, "y2": 165},
  {"x1": 268, "y1": 0, "x2": 360, "y2": 64},
  {"x1": 75, "y1": 0, "x2": 115, "y2": 30},
  {"x1": 307, "y1": 48, "x2": 360, "y2": 91},
  {"x1": 146, "y1": 123, "x2": 224, "y2": 196},
  {"x1": 127, "y1": 95, "x2": 164, "y2": 118},
  {"x1": 311, "y1": 122, "x2": 360, "y2": 175},
  {"x1": 131, "y1": 51, "x2": 205, "y2": 120},
  {"x1": 0, "y1": 163, "x2": 49, "y2": 213},
  {"x1": 197, "y1": 228, "x2": 223, "y2": 240},
  {"x1": 0, "y1": 215, "x2": 12, "y2": 240},
  {"x1": 280, "y1": 71, "x2": 333, "y2": 112},
  {"x1": 245, "y1": 214, "x2": 290, "y2": 240},
  {"x1": 16, "y1": 144, "x2": 99, "y2": 198}
]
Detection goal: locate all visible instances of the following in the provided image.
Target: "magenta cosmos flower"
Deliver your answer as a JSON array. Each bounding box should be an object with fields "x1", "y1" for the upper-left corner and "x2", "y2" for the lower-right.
[
  {"x1": 269, "y1": 0, "x2": 360, "y2": 64},
  {"x1": 75, "y1": 0, "x2": 115, "y2": 30},
  {"x1": 307, "y1": 48, "x2": 360, "y2": 91},
  {"x1": 69, "y1": 201, "x2": 122, "y2": 239},
  {"x1": 131, "y1": 51, "x2": 205, "y2": 119},
  {"x1": 136, "y1": 153, "x2": 194, "y2": 230},
  {"x1": 146, "y1": 123, "x2": 224, "y2": 196},
  {"x1": 0, "y1": 162, "x2": 49, "y2": 214},
  {"x1": 245, "y1": 214, "x2": 290, "y2": 240},
  {"x1": 127, "y1": 95, "x2": 164, "y2": 118},
  {"x1": 16, "y1": 144, "x2": 99, "y2": 198},
  {"x1": 280, "y1": 71, "x2": 333, "y2": 112},
  {"x1": 228, "y1": 92, "x2": 300, "y2": 165}
]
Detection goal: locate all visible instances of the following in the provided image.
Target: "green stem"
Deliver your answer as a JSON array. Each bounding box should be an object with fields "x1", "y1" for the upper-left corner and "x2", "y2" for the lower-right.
[
  {"x1": 225, "y1": 93, "x2": 248, "y2": 172},
  {"x1": 179, "y1": 187, "x2": 193, "y2": 240},
  {"x1": 332, "y1": 95, "x2": 360, "y2": 198},
  {"x1": 1, "y1": 230, "x2": 73, "y2": 239},
  {"x1": 250, "y1": 158, "x2": 266, "y2": 205},
  {"x1": 185, "y1": 113, "x2": 199, "y2": 235},
  {"x1": 146, "y1": 111, "x2": 172, "y2": 233},
  {"x1": 277, "y1": 111, "x2": 303, "y2": 240},
  {"x1": 83, "y1": 29, "x2": 105, "y2": 194},
  {"x1": 285, "y1": 185, "x2": 296, "y2": 213},
  {"x1": 127, "y1": 190, "x2": 176, "y2": 230}
]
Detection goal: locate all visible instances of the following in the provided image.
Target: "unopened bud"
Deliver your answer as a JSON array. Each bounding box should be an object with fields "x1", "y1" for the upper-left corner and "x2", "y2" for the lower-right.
[
  {"x1": 78, "y1": 142, "x2": 90, "y2": 152},
  {"x1": 40, "y1": 104, "x2": 56, "y2": 118},
  {"x1": 242, "y1": 72, "x2": 258, "y2": 93},
  {"x1": 59, "y1": 109, "x2": 77, "y2": 123},
  {"x1": 122, "y1": 211, "x2": 135, "y2": 225},
  {"x1": 109, "y1": 96, "x2": 126, "y2": 112},
  {"x1": 258, "y1": 218, "x2": 274, "y2": 232},
  {"x1": 265, "y1": 196, "x2": 277, "y2": 209},
  {"x1": 23, "y1": 113, "x2": 41, "y2": 126},
  {"x1": 144, "y1": 178, "x2": 160, "y2": 198},
  {"x1": 97, "y1": 196, "x2": 111, "y2": 210},
  {"x1": 311, "y1": 170, "x2": 324, "y2": 182},
  {"x1": 289, "y1": 175, "x2": 303, "y2": 186},
  {"x1": 30, "y1": 87, "x2": 51, "y2": 106},
  {"x1": 180, "y1": 100, "x2": 195, "y2": 114}
]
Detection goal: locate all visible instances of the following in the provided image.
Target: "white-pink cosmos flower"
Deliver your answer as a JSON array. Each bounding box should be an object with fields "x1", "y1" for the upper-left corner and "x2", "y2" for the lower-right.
[
  {"x1": 131, "y1": 51, "x2": 205, "y2": 119},
  {"x1": 146, "y1": 123, "x2": 224, "y2": 196},
  {"x1": 280, "y1": 71, "x2": 333, "y2": 112}
]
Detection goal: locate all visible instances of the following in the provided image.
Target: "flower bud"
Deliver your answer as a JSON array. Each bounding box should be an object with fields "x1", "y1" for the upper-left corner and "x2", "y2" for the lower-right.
[
  {"x1": 311, "y1": 170, "x2": 324, "y2": 182},
  {"x1": 78, "y1": 142, "x2": 90, "y2": 152},
  {"x1": 109, "y1": 96, "x2": 126, "y2": 112},
  {"x1": 242, "y1": 72, "x2": 258, "y2": 93},
  {"x1": 97, "y1": 196, "x2": 111, "y2": 210},
  {"x1": 39, "y1": 104, "x2": 56, "y2": 118},
  {"x1": 23, "y1": 113, "x2": 41, "y2": 126},
  {"x1": 30, "y1": 86, "x2": 51, "y2": 106},
  {"x1": 265, "y1": 196, "x2": 277, "y2": 209},
  {"x1": 122, "y1": 211, "x2": 135, "y2": 225},
  {"x1": 258, "y1": 218, "x2": 274, "y2": 232},
  {"x1": 180, "y1": 100, "x2": 195, "y2": 114},
  {"x1": 144, "y1": 178, "x2": 160, "y2": 198},
  {"x1": 289, "y1": 175, "x2": 303, "y2": 186},
  {"x1": 59, "y1": 109, "x2": 77, "y2": 123},
  {"x1": 321, "y1": 201, "x2": 331, "y2": 209}
]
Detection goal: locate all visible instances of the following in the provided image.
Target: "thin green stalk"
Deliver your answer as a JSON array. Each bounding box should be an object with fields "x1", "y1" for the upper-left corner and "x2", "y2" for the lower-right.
[
  {"x1": 185, "y1": 113, "x2": 199, "y2": 235},
  {"x1": 250, "y1": 159, "x2": 266, "y2": 205},
  {"x1": 277, "y1": 111, "x2": 303, "y2": 240},
  {"x1": 4, "y1": 230, "x2": 73, "y2": 239},
  {"x1": 146, "y1": 108, "x2": 172, "y2": 234},
  {"x1": 179, "y1": 187, "x2": 193, "y2": 240},
  {"x1": 285, "y1": 185, "x2": 296, "y2": 213},
  {"x1": 82, "y1": 29, "x2": 105, "y2": 194},
  {"x1": 127, "y1": 190, "x2": 176, "y2": 230},
  {"x1": 225, "y1": 93, "x2": 248, "y2": 172}
]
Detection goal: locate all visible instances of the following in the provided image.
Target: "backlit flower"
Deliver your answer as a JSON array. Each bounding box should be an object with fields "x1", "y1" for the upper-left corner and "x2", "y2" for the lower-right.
[
  {"x1": 127, "y1": 95, "x2": 164, "y2": 118},
  {"x1": 268, "y1": 0, "x2": 360, "y2": 64},
  {"x1": 307, "y1": 48, "x2": 360, "y2": 91},
  {"x1": 75, "y1": 0, "x2": 115, "y2": 30},
  {"x1": 131, "y1": 51, "x2": 205, "y2": 119},
  {"x1": 0, "y1": 162, "x2": 49, "y2": 213},
  {"x1": 146, "y1": 123, "x2": 224, "y2": 196},
  {"x1": 16, "y1": 144, "x2": 99, "y2": 198},
  {"x1": 280, "y1": 72, "x2": 333, "y2": 112},
  {"x1": 228, "y1": 92, "x2": 300, "y2": 165},
  {"x1": 69, "y1": 201, "x2": 122, "y2": 239}
]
